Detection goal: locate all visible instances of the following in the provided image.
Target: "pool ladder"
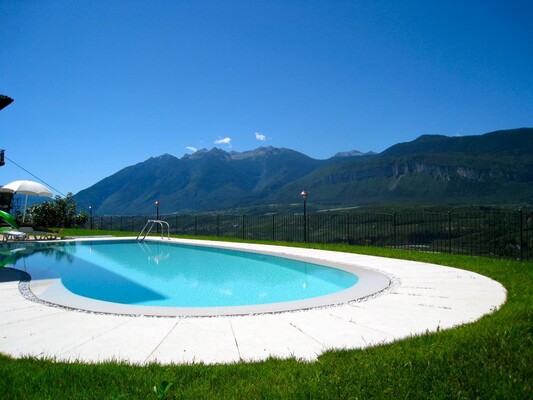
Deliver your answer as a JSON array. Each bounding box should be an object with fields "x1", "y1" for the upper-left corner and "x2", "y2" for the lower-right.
[{"x1": 137, "y1": 220, "x2": 170, "y2": 241}]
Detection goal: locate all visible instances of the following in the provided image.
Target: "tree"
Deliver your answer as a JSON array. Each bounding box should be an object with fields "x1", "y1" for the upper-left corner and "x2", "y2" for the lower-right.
[{"x1": 28, "y1": 193, "x2": 88, "y2": 228}]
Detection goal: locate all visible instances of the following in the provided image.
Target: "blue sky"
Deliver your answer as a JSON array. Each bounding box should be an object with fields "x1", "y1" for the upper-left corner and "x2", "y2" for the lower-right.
[{"x1": 1, "y1": 0, "x2": 532, "y2": 195}]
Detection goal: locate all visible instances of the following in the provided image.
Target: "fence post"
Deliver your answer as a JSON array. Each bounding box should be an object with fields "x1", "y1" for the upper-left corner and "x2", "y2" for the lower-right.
[
  {"x1": 242, "y1": 215, "x2": 245, "y2": 239},
  {"x1": 448, "y1": 211, "x2": 452, "y2": 254},
  {"x1": 216, "y1": 214, "x2": 220, "y2": 237},
  {"x1": 346, "y1": 213, "x2": 350, "y2": 243},
  {"x1": 194, "y1": 215, "x2": 197, "y2": 236},
  {"x1": 519, "y1": 209, "x2": 523, "y2": 261},
  {"x1": 272, "y1": 214, "x2": 275, "y2": 241},
  {"x1": 393, "y1": 212, "x2": 397, "y2": 248}
]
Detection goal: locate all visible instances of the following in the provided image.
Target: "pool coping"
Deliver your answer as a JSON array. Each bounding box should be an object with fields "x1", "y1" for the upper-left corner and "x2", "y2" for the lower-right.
[{"x1": 0, "y1": 237, "x2": 507, "y2": 365}]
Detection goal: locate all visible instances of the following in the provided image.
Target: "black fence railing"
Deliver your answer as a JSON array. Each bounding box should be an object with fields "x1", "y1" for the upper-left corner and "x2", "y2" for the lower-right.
[{"x1": 85, "y1": 210, "x2": 533, "y2": 261}]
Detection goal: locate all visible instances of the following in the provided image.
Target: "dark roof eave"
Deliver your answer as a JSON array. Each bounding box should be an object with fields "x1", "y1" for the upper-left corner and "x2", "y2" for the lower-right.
[{"x1": 0, "y1": 95, "x2": 14, "y2": 111}]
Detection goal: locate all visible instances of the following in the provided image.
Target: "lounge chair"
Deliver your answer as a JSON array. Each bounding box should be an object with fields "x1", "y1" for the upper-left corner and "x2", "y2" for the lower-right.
[
  {"x1": 0, "y1": 227, "x2": 27, "y2": 242},
  {"x1": 18, "y1": 227, "x2": 62, "y2": 240}
]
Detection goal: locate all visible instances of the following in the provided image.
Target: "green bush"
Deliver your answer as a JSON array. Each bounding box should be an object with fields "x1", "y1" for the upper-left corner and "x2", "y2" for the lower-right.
[{"x1": 27, "y1": 193, "x2": 88, "y2": 228}]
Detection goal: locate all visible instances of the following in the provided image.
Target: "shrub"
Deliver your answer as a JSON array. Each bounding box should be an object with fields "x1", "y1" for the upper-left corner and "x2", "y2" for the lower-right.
[{"x1": 28, "y1": 193, "x2": 88, "y2": 228}]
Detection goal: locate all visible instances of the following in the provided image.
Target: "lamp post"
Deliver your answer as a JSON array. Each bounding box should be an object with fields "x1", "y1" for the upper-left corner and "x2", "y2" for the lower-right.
[
  {"x1": 300, "y1": 190, "x2": 308, "y2": 243},
  {"x1": 89, "y1": 205, "x2": 93, "y2": 230},
  {"x1": 155, "y1": 200, "x2": 160, "y2": 233}
]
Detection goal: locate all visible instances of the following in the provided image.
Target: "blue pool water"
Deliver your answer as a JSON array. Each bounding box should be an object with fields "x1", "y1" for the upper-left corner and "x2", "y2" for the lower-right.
[{"x1": 3, "y1": 240, "x2": 359, "y2": 308}]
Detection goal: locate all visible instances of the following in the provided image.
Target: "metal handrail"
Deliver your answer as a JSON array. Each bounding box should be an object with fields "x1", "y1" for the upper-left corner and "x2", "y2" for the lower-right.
[{"x1": 136, "y1": 219, "x2": 170, "y2": 241}]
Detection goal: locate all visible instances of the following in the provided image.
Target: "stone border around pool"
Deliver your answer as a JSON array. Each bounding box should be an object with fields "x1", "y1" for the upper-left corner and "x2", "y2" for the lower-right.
[{"x1": 0, "y1": 238, "x2": 507, "y2": 365}]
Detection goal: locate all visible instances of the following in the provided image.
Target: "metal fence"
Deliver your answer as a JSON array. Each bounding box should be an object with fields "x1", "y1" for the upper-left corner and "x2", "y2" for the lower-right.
[{"x1": 86, "y1": 210, "x2": 533, "y2": 261}]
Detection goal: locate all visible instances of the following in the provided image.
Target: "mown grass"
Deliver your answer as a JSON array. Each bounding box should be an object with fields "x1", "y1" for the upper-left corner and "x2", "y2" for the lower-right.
[{"x1": 1, "y1": 230, "x2": 531, "y2": 399}]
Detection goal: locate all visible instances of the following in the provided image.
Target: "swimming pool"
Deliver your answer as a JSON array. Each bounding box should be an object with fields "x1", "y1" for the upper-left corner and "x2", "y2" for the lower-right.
[{"x1": 1, "y1": 238, "x2": 390, "y2": 316}]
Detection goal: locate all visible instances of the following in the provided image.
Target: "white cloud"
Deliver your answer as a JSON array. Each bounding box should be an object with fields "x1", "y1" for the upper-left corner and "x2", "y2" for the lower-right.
[
  {"x1": 255, "y1": 132, "x2": 267, "y2": 141},
  {"x1": 185, "y1": 146, "x2": 197, "y2": 153},
  {"x1": 214, "y1": 137, "x2": 232, "y2": 145}
]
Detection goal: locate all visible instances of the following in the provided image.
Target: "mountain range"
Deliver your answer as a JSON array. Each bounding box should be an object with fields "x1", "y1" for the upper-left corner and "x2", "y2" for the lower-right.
[{"x1": 74, "y1": 128, "x2": 533, "y2": 215}]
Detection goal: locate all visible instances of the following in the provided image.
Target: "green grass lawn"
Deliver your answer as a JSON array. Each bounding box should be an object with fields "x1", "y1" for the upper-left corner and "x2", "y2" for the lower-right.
[{"x1": 1, "y1": 230, "x2": 531, "y2": 399}]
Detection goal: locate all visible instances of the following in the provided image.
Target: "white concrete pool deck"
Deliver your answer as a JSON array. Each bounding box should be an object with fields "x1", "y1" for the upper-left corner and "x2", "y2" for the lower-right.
[{"x1": 0, "y1": 238, "x2": 506, "y2": 365}]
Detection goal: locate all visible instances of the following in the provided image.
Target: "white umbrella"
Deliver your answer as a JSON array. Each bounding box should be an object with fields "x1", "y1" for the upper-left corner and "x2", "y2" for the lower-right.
[{"x1": 0, "y1": 180, "x2": 53, "y2": 222}]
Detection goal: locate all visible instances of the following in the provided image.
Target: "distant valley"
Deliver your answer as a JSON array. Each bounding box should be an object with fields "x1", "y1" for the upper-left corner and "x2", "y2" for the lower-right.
[{"x1": 74, "y1": 128, "x2": 533, "y2": 215}]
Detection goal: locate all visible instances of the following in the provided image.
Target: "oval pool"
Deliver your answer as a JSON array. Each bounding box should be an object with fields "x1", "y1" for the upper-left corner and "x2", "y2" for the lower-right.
[{"x1": 2, "y1": 238, "x2": 390, "y2": 316}]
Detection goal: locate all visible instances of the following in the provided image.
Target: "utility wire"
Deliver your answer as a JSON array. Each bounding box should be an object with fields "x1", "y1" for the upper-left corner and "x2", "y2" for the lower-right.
[
  {"x1": 4, "y1": 155, "x2": 68, "y2": 198},
  {"x1": 4, "y1": 155, "x2": 94, "y2": 215}
]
